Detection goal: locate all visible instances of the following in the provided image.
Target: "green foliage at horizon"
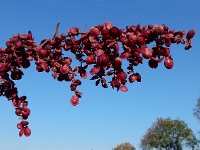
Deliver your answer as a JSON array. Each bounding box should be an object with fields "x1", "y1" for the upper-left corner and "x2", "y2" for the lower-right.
[{"x1": 140, "y1": 118, "x2": 199, "y2": 150}]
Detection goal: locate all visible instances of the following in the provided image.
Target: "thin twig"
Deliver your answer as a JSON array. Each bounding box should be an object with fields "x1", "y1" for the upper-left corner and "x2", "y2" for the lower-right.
[
  {"x1": 39, "y1": 23, "x2": 60, "y2": 48},
  {"x1": 124, "y1": 45, "x2": 131, "y2": 51},
  {"x1": 53, "y1": 22, "x2": 60, "y2": 39},
  {"x1": 39, "y1": 38, "x2": 50, "y2": 48}
]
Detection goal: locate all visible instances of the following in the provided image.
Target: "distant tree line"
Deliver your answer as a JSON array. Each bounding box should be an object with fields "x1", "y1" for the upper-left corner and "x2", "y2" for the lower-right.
[{"x1": 112, "y1": 97, "x2": 200, "y2": 150}]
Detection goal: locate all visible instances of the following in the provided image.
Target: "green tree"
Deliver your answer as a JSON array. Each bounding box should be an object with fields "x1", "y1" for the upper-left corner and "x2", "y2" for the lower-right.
[
  {"x1": 193, "y1": 97, "x2": 200, "y2": 145},
  {"x1": 193, "y1": 97, "x2": 200, "y2": 122},
  {"x1": 113, "y1": 142, "x2": 136, "y2": 150},
  {"x1": 140, "y1": 118, "x2": 199, "y2": 150}
]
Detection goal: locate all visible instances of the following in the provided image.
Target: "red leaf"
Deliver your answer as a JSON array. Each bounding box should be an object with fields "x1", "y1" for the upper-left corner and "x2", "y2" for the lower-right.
[
  {"x1": 120, "y1": 52, "x2": 131, "y2": 59},
  {"x1": 95, "y1": 49, "x2": 104, "y2": 56},
  {"x1": 95, "y1": 79, "x2": 100, "y2": 86},
  {"x1": 19, "y1": 128, "x2": 24, "y2": 137},
  {"x1": 24, "y1": 127, "x2": 31, "y2": 137},
  {"x1": 186, "y1": 29, "x2": 195, "y2": 40},
  {"x1": 90, "y1": 75, "x2": 99, "y2": 80},
  {"x1": 80, "y1": 70, "x2": 87, "y2": 79},
  {"x1": 90, "y1": 66, "x2": 100, "y2": 75},
  {"x1": 119, "y1": 85, "x2": 128, "y2": 92}
]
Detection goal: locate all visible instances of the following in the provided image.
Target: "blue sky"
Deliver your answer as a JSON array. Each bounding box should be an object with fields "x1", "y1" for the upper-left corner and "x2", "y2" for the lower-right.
[{"x1": 0, "y1": 0, "x2": 199, "y2": 149}]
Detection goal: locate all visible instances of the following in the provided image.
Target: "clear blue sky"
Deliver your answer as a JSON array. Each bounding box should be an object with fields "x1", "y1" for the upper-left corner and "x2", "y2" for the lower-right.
[{"x1": 0, "y1": 0, "x2": 199, "y2": 149}]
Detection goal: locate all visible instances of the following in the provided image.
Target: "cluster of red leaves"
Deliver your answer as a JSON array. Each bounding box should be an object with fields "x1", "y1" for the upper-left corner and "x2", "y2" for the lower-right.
[{"x1": 0, "y1": 22, "x2": 195, "y2": 137}]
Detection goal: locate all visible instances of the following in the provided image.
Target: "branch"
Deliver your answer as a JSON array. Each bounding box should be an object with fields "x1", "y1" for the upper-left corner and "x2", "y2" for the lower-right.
[
  {"x1": 53, "y1": 22, "x2": 60, "y2": 39},
  {"x1": 39, "y1": 23, "x2": 60, "y2": 48},
  {"x1": 39, "y1": 38, "x2": 50, "y2": 48}
]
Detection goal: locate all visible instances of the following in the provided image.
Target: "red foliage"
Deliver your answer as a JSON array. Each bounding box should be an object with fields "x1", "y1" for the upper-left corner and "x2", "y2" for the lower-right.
[{"x1": 0, "y1": 22, "x2": 195, "y2": 137}]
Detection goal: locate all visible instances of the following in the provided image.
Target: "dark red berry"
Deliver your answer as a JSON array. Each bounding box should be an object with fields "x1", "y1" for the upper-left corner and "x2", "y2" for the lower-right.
[
  {"x1": 89, "y1": 27, "x2": 100, "y2": 36},
  {"x1": 11, "y1": 70, "x2": 23, "y2": 80},
  {"x1": 85, "y1": 55, "x2": 95, "y2": 65},
  {"x1": 0, "y1": 63, "x2": 6, "y2": 71},
  {"x1": 22, "y1": 101, "x2": 28, "y2": 107},
  {"x1": 15, "y1": 108, "x2": 22, "y2": 116},
  {"x1": 141, "y1": 47, "x2": 152, "y2": 59},
  {"x1": 24, "y1": 127, "x2": 31, "y2": 137},
  {"x1": 60, "y1": 65, "x2": 69, "y2": 74},
  {"x1": 38, "y1": 49, "x2": 48, "y2": 58},
  {"x1": 109, "y1": 26, "x2": 120, "y2": 38},
  {"x1": 148, "y1": 59, "x2": 158, "y2": 69},
  {"x1": 129, "y1": 74, "x2": 137, "y2": 83},
  {"x1": 164, "y1": 56, "x2": 174, "y2": 69},
  {"x1": 21, "y1": 121, "x2": 29, "y2": 126},
  {"x1": 97, "y1": 54, "x2": 109, "y2": 65},
  {"x1": 67, "y1": 27, "x2": 79, "y2": 36},
  {"x1": 70, "y1": 95, "x2": 79, "y2": 106},
  {"x1": 186, "y1": 29, "x2": 195, "y2": 40}
]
